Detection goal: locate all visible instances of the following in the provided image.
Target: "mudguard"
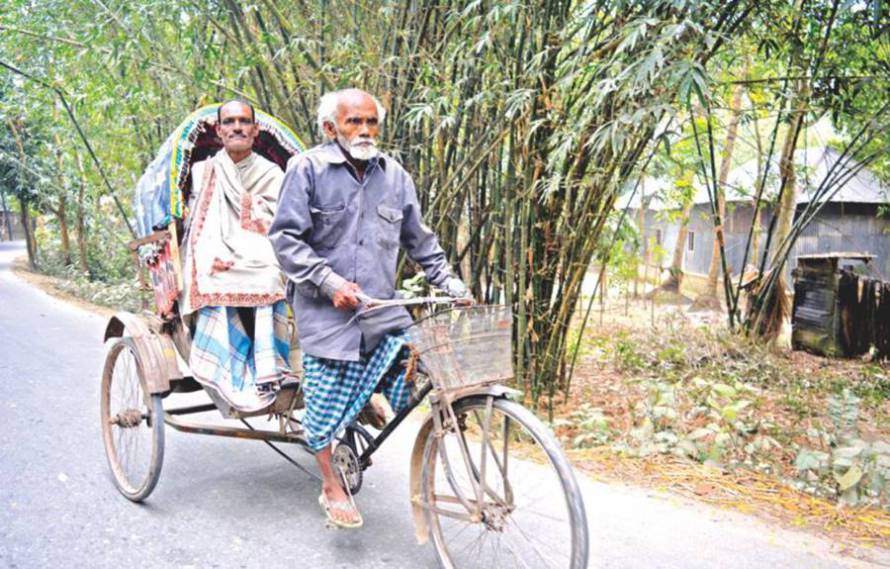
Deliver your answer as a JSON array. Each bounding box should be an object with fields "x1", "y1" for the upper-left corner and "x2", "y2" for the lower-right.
[
  {"x1": 408, "y1": 384, "x2": 521, "y2": 544},
  {"x1": 103, "y1": 311, "x2": 183, "y2": 394}
]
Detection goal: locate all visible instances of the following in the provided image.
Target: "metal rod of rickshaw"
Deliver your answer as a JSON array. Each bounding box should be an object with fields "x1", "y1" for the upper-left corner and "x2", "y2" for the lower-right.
[
  {"x1": 163, "y1": 412, "x2": 312, "y2": 447},
  {"x1": 164, "y1": 403, "x2": 219, "y2": 416}
]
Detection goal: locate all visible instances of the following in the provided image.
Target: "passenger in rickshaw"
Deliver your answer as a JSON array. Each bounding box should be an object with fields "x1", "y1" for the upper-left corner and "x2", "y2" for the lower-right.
[
  {"x1": 270, "y1": 88, "x2": 468, "y2": 529},
  {"x1": 181, "y1": 100, "x2": 293, "y2": 413}
]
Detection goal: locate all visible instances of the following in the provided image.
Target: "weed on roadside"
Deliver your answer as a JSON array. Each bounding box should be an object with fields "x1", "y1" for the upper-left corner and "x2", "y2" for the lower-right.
[{"x1": 556, "y1": 319, "x2": 890, "y2": 511}]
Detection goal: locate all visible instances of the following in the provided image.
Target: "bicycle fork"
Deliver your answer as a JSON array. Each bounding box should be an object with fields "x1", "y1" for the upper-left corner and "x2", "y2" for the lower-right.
[{"x1": 428, "y1": 392, "x2": 514, "y2": 525}]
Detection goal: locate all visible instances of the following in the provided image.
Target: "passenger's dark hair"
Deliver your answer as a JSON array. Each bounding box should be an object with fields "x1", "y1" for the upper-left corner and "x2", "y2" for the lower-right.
[{"x1": 217, "y1": 100, "x2": 256, "y2": 124}]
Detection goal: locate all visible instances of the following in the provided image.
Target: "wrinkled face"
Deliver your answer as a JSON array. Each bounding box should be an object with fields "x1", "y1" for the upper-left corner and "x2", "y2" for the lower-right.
[
  {"x1": 217, "y1": 102, "x2": 258, "y2": 156},
  {"x1": 325, "y1": 94, "x2": 380, "y2": 161}
]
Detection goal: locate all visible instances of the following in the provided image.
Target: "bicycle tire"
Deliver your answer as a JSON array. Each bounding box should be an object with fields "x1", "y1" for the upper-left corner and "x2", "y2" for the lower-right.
[
  {"x1": 100, "y1": 338, "x2": 165, "y2": 502},
  {"x1": 420, "y1": 394, "x2": 588, "y2": 568}
]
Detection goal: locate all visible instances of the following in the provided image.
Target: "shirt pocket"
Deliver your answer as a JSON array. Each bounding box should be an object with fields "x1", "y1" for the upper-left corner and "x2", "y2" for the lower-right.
[
  {"x1": 376, "y1": 204, "x2": 403, "y2": 250},
  {"x1": 309, "y1": 204, "x2": 347, "y2": 250}
]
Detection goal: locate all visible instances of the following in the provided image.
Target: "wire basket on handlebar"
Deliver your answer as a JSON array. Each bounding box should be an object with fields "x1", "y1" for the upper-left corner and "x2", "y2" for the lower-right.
[{"x1": 407, "y1": 304, "x2": 514, "y2": 392}]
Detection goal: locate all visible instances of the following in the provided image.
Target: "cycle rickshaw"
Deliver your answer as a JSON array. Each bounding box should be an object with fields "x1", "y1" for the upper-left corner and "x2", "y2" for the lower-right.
[{"x1": 100, "y1": 104, "x2": 589, "y2": 568}]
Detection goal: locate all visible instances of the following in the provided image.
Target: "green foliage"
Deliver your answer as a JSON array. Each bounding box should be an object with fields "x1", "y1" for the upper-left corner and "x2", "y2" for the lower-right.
[
  {"x1": 794, "y1": 389, "x2": 890, "y2": 508},
  {"x1": 556, "y1": 403, "x2": 612, "y2": 449},
  {"x1": 561, "y1": 321, "x2": 890, "y2": 509},
  {"x1": 3, "y1": 0, "x2": 886, "y2": 407},
  {"x1": 613, "y1": 334, "x2": 646, "y2": 371}
]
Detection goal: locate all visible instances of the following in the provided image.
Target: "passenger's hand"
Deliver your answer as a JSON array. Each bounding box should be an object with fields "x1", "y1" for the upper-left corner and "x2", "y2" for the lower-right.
[{"x1": 332, "y1": 282, "x2": 363, "y2": 310}]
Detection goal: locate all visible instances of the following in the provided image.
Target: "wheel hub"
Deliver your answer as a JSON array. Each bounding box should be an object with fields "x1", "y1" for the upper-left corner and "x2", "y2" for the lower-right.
[
  {"x1": 114, "y1": 408, "x2": 145, "y2": 428},
  {"x1": 481, "y1": 504, "x2": 511, "y2": 532}
]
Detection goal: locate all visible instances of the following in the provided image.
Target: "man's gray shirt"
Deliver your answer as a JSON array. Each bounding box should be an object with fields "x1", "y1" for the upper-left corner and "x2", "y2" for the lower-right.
[{"x1": 269, "y1": 142, "x2": 453, "y2": 362}]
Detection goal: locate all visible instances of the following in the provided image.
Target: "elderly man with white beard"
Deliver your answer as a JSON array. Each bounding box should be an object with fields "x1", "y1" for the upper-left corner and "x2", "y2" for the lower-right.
[{"x1": 269, "y1": 89, "x2": 467, "y2": 528}]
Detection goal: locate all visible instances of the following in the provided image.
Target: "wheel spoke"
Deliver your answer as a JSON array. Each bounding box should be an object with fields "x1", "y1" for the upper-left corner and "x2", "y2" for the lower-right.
[
  {"x1": 453, "y1": 526, "x2": 489, "y2": 560},
  {"x1": 502, "y1": 416, "x2": 512, "y2": 503},
  {"x1": 508, "y1": 516, "x2": 569, "y2": 566},
  {"x1": 514, "y1": 507, "x2": 569, "y2": 524},
  {"x1": 503, "y1": 539, "x2": 536, "y2": 569},
  {"x1": 476, "y1": 399, "x2": 493, "y2": 511}
]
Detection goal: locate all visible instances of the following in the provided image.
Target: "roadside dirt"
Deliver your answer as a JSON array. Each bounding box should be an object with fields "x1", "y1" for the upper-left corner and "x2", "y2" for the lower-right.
[
  {"x1": 557, "y1": 295, "x2": 890, "y2": 556},
  {"x1": 12, "y1": 257, "x2": 116, "y2": 319}
]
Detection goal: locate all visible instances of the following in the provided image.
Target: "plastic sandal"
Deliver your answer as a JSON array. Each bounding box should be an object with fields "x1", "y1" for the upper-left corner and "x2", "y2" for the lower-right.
[{"x1": 318, "y1": 493, "x2": 363, "y2": 529}]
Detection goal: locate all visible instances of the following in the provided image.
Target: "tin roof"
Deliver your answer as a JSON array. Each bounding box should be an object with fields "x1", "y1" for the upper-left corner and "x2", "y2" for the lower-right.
[{"x1": 618, "y1": 146, "x2": 888, "y2": 211}]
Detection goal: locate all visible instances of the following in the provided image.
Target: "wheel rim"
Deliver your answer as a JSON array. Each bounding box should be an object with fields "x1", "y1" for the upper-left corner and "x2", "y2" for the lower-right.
[
  {"x1": 423, "y1": 398, "x2": 578, "y2": 569},
  {"x1": 101, "y1": 342, "x2": 158, "y2": 497}
]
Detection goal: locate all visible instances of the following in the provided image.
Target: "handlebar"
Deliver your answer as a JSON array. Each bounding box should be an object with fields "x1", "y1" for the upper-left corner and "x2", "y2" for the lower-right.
[{"x1": 355, "y1": 293, "x2": 473, "y2": 314}]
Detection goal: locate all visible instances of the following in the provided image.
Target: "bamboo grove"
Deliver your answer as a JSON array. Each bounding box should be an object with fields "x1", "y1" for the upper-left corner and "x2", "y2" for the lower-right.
[{"x1": 1, "y1": 1, "x2": 887, "y2": 411}]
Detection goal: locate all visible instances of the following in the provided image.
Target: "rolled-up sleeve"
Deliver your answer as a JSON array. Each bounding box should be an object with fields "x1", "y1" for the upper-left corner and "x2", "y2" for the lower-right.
[
  {"x1": 400, "y1": 176, "x2": 453, "y2": 288},
  {"x1": 269, "y1": 158, "x2": 345, "y2": 299}
]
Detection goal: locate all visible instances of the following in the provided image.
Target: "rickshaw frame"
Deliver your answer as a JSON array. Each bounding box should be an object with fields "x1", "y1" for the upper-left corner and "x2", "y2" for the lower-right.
[{"x1": 101, "y1": 104, "x2": 589, "y2": 567}]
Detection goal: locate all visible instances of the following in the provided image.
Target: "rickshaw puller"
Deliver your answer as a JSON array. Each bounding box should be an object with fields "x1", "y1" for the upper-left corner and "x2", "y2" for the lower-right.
[
  {"x1": 182, "y1": 100, "x2": 292, "y2": 413},
  {"x1": 270, "y1": 88, "x2": 467, "y2": 529}
]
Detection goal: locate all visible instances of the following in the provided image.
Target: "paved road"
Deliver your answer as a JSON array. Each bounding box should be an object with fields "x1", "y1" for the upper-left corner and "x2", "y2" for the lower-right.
[{"x1": 0, "y1": 240, "x2": 886, "y2": 569}]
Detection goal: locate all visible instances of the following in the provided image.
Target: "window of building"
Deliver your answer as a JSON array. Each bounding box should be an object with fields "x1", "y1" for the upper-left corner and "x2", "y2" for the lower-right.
[
  {"x1": 688, "y1": 231, "x2": 695, "y2": 252},
  {"x1": 655, "y1": 229, "x2": 663, "y2": 245}
]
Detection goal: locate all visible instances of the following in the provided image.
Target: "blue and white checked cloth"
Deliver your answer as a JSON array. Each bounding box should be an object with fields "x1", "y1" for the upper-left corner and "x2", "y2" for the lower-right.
[
  {"x1": 302, "y1": 333, "x2": 411, "y2": 451},
  {"x1": 189, "y1": 300, "x2": 291, "y2": 412}
]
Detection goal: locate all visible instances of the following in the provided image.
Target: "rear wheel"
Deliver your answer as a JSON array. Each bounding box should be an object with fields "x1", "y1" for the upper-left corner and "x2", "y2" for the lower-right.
[
  {"x1": 420, "y1": 395, "x2": 588, "y2": 569},
  {"x1": 100, "y1": 338, "x2": 165, "y2": 502}
]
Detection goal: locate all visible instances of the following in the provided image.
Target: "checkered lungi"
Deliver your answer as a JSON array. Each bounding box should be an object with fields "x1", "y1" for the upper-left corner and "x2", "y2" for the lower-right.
[
  {"x1": 189, "y1": 300, "x2": 291, "y2": 412},
  {"x1": 302, "y1": 333, "x2": 412, "y2": 451}
]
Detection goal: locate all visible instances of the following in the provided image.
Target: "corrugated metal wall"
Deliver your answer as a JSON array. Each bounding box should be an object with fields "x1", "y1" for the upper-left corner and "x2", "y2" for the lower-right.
[{"x1": 640, "y1": 203, "x2": 890, "y2": 280}]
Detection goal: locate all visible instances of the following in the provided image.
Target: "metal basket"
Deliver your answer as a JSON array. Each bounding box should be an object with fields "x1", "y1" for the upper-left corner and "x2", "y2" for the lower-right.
[{"x1": 407, "y1": 305, "x2": 514, "y2": 392}]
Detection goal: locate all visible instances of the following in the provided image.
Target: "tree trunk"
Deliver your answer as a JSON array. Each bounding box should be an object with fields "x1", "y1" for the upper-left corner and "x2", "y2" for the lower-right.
[
  {"x1": 749, "y1": 101, "x2": 764, "y2": 267},
  {"x1": 56, "y1": 195, "x2": 72, "y2": 266},
  {"x1": 53, "y1": 130, "x2": 72, "y2": 266},
  {"x1": 0, "y1": 187, "x2": 13, "y2": 240},
  {"x1": 75, "y1": 153, "x2": 89, "y2": 273},
  {"x1": 749, "y1": 79, "x2": 809, "y2": 341},
  {"x1": 700, "y1": 82, "x2": 744, "y2": 300},
  {"x1": 659, "y1": 197, "x2": 695, "y2": 292},
  {"x1": 7, "y1": 119, "x2": 37, "y2": 267},
  {"x1": 770, "y1": 91, "x2": 806, "y2": 286},
  {"x1": 18, "y1": 196, "x2": 36, "y2": 269},
  {"x1": 634, "y1": 196, "x2": 645, "y2": 298}
]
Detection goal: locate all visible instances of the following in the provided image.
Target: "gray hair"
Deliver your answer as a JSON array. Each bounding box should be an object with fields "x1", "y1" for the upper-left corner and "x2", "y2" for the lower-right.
[{"x1": 316, "y1": 89, "x2": 387, "y2": 139}]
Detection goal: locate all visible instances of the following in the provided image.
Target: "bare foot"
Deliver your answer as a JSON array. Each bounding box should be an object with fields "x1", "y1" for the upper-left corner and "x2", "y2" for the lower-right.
[{"x1": 358, "y1": 396, "x2": 388, "y2": 429}]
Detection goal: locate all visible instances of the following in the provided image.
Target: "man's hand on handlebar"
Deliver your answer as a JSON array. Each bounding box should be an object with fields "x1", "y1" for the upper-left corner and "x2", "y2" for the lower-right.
[
  {"x1": 333, "y1": 278, "x2": 474, "y2": 312},
  {"x1": 443, "y1": 277, "x2": 474, "y2": 305},
  {"x1": 332, "y1": 282, "x2": 364, "y2": 310}
]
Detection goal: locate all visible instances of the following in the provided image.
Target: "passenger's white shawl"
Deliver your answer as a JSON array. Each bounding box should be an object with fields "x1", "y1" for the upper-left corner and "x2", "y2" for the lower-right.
[{"x1": 182, "y1": 151, "x2": 285, "y2": 314}]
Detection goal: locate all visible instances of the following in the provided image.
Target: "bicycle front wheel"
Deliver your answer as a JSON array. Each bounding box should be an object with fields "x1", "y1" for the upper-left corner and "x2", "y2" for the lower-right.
[{"x1": 420, "y1": 395, "x2": 588, "y2": 569}]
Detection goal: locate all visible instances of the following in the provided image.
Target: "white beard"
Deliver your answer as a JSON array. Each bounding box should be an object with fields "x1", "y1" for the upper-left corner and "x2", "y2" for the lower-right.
[{"x1": 337, "y1": 133, "x2": 379, "y2": 161}]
